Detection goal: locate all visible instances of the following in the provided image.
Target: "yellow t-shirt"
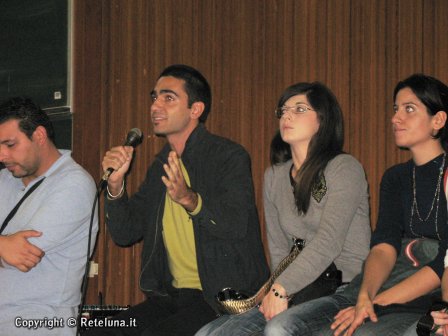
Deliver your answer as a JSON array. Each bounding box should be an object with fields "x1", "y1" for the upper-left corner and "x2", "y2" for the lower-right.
[{"x1": 162, "y1": 160, "x2": 202, "y2": 289}]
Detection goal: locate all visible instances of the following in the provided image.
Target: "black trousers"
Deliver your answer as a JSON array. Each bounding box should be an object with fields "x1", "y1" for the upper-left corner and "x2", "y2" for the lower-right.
[{"x1": 81, "y1": 289, "x2": 217, "y2": 336}]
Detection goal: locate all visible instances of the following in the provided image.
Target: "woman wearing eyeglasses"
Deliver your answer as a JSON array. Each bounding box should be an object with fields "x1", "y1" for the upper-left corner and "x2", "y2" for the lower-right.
[{"x1": 195, "y1": 82, "x2": 371, "y2": 336}]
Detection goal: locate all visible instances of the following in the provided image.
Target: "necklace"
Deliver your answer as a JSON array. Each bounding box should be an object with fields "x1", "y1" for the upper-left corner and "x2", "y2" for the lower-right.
[{"x1": 409, "y1": 153, "x2": 446, "y2": 240}]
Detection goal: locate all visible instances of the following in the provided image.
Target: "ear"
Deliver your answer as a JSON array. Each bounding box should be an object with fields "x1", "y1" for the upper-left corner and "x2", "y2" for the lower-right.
[
  {"x1": 433, "y1": 111, "x2": 447, "y2": 131},
  {"x1": 32, "y1": 126, "x2": 48, "y2": 145},
  {"x1": 190, "y1": 102, "x2": 205, "y2": 121}
]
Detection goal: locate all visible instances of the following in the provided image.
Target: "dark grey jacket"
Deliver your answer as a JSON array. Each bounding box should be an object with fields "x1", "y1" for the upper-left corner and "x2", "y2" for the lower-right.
[{"x1": 105, "y1": 124, "x2": 269, "y2": 311}]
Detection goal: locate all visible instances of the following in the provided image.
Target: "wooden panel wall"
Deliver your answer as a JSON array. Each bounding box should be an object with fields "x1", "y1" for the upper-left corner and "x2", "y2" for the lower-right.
[{"x1": 72, "y1": 0, "x2": 448, "y2": 306}]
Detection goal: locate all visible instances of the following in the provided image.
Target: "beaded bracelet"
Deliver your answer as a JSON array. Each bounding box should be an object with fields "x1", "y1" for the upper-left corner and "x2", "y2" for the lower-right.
[{"x1": 272, "y1": 288, "x2": 288, "y2": 300}]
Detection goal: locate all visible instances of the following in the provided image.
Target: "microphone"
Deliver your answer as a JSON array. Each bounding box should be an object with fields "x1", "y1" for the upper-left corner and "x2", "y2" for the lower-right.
[
  {"x1": 101, "y1": 128, "x2": 143, "y2": 182},
  {"x1": 122, "y1": 128, "x2": 143, "y2": 148}
]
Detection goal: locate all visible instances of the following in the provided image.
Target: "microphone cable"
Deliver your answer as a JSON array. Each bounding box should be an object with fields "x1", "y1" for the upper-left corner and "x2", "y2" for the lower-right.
[
  {"x1": 75, "y1": 128, "x2": 142, "y2": 334},
  {"x1": 76, "y1": 181, "x2": 102, "y2": 335}
]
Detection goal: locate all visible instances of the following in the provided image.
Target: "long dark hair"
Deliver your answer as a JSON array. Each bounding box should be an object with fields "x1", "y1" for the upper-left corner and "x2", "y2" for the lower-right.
[
  {"x1": 271, "y1": 82, "x2": 344, "y2": 214},
  {"x1": 393, "y1": 73, "x2": 448, "y2": 150}
]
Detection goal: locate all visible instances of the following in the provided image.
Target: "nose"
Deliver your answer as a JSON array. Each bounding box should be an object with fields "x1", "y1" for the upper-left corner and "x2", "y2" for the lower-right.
[
  {"x1": 151, "y1": 97, "x2": 164, "y2": 111},
  {"x1": 391, "y1": 109, "x2": 402, "y2": 125},
  {"x1": 281, "y1": 109, "x2": 293, "y2": 120}
]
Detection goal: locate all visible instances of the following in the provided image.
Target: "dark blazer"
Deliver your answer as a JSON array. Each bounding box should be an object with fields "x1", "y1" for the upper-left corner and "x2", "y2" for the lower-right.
[{"x1": 105, "y1": 124, "x2": 269, "y2": 311}]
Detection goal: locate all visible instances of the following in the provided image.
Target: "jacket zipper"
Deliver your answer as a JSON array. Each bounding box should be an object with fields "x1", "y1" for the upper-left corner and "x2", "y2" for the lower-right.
[{"x1": 138, "y1": 156, "x2": 167, "y2": 295}]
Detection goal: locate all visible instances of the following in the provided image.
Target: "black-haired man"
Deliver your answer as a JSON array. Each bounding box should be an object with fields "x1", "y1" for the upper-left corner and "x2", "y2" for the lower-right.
[
  {"x1": 0, "y1": 97, "x2": 98, "y2": 335},
  {"x1": 89, "y1": 65, "x2": 269, "y2": 335}
]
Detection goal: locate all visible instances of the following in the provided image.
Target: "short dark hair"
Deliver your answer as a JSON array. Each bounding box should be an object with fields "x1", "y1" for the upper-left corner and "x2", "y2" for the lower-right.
[
  {"x1": 0, "y1": 97, "x2": 55, "y2": 142},
  {"x1": 393, "y1": 73, "x2": 448, "y2": 147},
  {"x1": 159, "y1": 64, "x2": 211, "y2": 122}
]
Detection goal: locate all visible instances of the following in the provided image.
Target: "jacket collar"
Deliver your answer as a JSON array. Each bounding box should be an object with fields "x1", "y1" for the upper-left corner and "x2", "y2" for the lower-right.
[{"x1": 156, "y1": 123, "x2": 208, "y2": 161}]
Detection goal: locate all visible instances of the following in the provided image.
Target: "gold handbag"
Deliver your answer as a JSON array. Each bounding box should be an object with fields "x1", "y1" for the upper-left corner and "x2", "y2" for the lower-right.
[{"x1": 215, "y1": 238, "x2": 305, "y2": 315}]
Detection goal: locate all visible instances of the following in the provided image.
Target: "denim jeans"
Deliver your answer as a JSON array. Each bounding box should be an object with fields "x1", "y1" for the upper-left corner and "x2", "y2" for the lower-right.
[
  {"x1": 196, "y1": 268, "x2": 345, "y2": 336},
  {"x1": 264, "y1": 295, "x2": 421, "y2": 336},
  {"x1": 195, "y1": 307, "x2": 265, "y2": 336},
  {"x1": 195, "y1": 294, "x2": 421, "y2": 336},
  {"x1": 194, "y1": 295, "x2": 351, "y2": 336},
  {"x1": 264, "y1": 295, "x2": 351, "y2": 336},
  {"x1": 197, "y1": 238, "x2": 438, "y2": 336},
  {"x1": 402, "y1": 321, "x2": 419, "y2": 336}
]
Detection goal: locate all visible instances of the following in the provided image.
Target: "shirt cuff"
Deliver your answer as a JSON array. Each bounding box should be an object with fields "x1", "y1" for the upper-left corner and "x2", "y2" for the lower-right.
[{"x1": 188, "y1": 193, "x2": 202, "y2": 216}]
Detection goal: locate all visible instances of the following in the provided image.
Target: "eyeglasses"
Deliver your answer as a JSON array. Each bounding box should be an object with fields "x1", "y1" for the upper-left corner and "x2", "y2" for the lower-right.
[{"x1": 274, "y1": 104, "x2": 315, "y2": 119}]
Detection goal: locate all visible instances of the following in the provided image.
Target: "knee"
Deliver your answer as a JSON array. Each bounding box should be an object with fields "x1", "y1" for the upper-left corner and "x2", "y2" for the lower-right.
[
  {"x1": 402, "y1": 321, "x2": 418, "y2": 336},
  {"x1": 194, "y1": 327, "x2": 207, "y2": 336},
  {"x1": 264, "y1": 316, "x2": 307, "y2": 336},
  {"x1": 264, "y1": 319, "x2": 285, "y2": 336},
  {"x1": 194, "y1": 315, "x2": 233, "y2": 336},
  {"x1": 194, "y1": 321, "x2": 220, "y2": 336}
]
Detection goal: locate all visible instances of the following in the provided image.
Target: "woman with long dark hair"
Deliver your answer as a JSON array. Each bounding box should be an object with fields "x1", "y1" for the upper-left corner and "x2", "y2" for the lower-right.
[{"x1": 196, "y1": 82, "x2": 371, "y2": 335}]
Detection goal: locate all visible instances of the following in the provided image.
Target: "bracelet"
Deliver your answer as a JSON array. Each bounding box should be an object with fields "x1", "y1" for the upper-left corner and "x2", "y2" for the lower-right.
[
  {"x1": 107, "y1": 180, "x2": 125, "y2": 200},
  {"x1": 271, "y1": 287, "x2": 288, "y2": 300}
]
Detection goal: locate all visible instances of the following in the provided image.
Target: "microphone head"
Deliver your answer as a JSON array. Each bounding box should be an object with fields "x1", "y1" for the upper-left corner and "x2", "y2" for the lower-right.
[{"x1": 125, "y1": 128, "x2": 143, "y2": 147}]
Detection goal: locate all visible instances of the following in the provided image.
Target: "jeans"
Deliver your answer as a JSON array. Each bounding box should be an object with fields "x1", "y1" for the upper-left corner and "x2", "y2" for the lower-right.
[
  {"x1": 196, "y1": 294, "x2": 421, "y2": 336},
  {"x1": 196, "y1": 271, "x2": 346, "y2": 336},
  {"x1": 82, "y1": 289, "x2": 217, "y2": 336},
  {"x1": 195, "y1": 307, "x2": 265, "y2": 336},
  {"x1": 402, "y1": 321, "x2": 419, "y2": 336},
  {"x1": 264, "y1": 295, "x2": 421, "y2": 336},
  {"x1": 194, "y1": 296, "x2": 349, "y2": 336}
]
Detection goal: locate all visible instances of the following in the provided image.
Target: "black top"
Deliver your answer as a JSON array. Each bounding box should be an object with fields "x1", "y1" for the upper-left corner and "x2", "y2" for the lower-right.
[{"x1": 371, "y1": 153, "x2": 448, "y2": 278}]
